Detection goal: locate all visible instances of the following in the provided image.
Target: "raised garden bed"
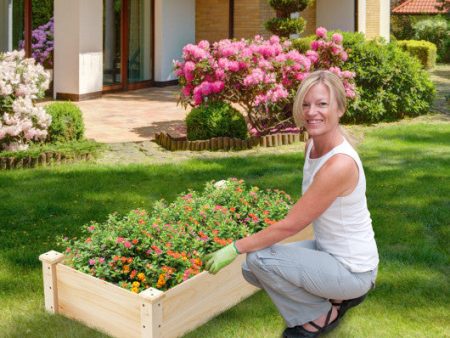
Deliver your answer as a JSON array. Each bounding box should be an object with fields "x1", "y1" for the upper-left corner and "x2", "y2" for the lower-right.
[
  {"x1": 155, "y1": 132, "x2": 308, "y2": 151},
  {"x1": 39, "y1": 226, "x2": 313, "y2": 338},
  {"x1": 0, "y1": 152, "x2": 94, "y2": 169}
]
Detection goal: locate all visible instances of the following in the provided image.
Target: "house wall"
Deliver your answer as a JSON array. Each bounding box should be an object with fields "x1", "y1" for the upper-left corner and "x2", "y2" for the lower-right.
[
  {"x1": 316, "y1": 0, "x2": 355, "y2": 32},
  {"x1": 154, "y1": 0, "x2": 195, "y2": 82},
  {"x1": 0, "y1": 0, "x2": 11, "y2": 52},
  {"x1": 301, "y1": 2, "x2": 317, "y2": 36},
  {"x1": 196, "y1": 0, "x2": 229, "y2": 42},
  {"x1": 234, "y1": 0, "x2": 273, "y2": 39},
  {"x1": 54, "y1": 0, "x2": 103, "y2": 99},
  {"x1": 365, "y1": 0, "x2": 380, "y2": 38}
]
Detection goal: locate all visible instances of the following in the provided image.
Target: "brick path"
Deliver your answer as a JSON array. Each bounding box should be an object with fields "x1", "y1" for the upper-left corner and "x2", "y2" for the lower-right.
[{"x1": 75, "y1": 86, "x2": 188, "y2": 143}]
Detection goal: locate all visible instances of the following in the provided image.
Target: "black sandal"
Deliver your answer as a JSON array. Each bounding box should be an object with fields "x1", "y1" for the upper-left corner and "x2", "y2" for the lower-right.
[
  {"x1": 332, "y1": 292, "x2": 368, "y2": 319},
  {"x1": 282, "y1": 307, "x2": 340, "y2": 338}
]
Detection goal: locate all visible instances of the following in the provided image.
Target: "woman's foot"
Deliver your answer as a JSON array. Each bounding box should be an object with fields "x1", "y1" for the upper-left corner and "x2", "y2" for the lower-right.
[
  {"x1": 282, "y1": 305, "x2": 340, "y2": 338},
  {"x1": 302, "y1": 305, "x2": 339, "y2": 333},
  {"x1": 331, "y1": 293, "x2": 367, "y2": 319}
]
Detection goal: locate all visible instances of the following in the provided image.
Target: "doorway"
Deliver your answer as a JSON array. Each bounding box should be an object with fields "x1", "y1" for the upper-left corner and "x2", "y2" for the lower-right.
[{"x1": 103, "y1": 0, "x2": 154, "y2": 92}]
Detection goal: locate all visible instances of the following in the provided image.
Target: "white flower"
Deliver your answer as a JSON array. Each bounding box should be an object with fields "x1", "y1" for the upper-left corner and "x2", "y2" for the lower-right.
[{"x1": 214, "y1": 180, "x2": 228, "y2": 189}]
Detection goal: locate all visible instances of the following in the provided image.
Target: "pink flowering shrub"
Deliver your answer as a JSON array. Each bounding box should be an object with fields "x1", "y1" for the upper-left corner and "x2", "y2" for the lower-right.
[
  {"x1": 175, "y1": 27, "x2": 356, "y2": 136},
  {"x1": 59, "y1": 178, "x2": 293, "y2": 292},
  {"x1": 0, "y1": 50, "x2": 51, "y2": 151}
]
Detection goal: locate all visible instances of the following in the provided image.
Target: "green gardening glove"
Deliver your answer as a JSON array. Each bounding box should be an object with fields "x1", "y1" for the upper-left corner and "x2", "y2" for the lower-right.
[{"x1": 204, "y1": 242, "x2": 240, "y2": 274}]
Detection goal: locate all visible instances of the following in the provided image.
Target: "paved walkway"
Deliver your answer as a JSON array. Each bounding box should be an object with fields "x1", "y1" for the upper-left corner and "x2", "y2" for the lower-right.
[
  {"x1": 76, "y1": 86, "x2": 188, "y2": 143},
  {"x1": 74, "y1": 64, "x2": 449, "y2": 165}
]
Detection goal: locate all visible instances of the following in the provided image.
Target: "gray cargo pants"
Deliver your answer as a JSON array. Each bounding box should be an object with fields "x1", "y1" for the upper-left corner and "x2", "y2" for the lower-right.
[{"x1": 241, "y1": 240, "x2": 377, "y2": 327}]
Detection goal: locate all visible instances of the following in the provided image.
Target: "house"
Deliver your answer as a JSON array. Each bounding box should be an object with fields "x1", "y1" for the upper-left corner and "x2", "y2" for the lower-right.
[
  {"x1": 0, "y1": 0, "x2": 390, "y2": 101},
  {"x1": 392, "y1": 0, "x2": 449, "y2": 14}
]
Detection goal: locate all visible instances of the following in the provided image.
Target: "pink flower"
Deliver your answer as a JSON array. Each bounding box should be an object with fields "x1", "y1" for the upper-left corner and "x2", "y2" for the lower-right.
[
  {"x1": 99, "y1": 257, "x2": 105, "y2": 264},
  {"x1": 316, "y1": 27, "x2": 327, "y2": 39},
  {"x1": 124, "y1": 241, "x2": 132, "y2": 248},
  {"x1": 198, "y1": 40, "x2": 210, "y2": 50},
  {"x1": 116, "y1": 237, "x2": 124, "y2": 243},
  {"x1": 332, "y1": 33, "x2": 343, "y2": 44},
  {"x1": 340, "y1": 51, "x2": 348, "y2": 61},
  {"x1": 89, "y1": 259, "x2": 96, "y2": 266},
  {"x1": 305, "y1": 50, "x2": 319, "y2": 64},
  {"x1": 87, "y1": 225, "x2": 95, "y2": 232}
]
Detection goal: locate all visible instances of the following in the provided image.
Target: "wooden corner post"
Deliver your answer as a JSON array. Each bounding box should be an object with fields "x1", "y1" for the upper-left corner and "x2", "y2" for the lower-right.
[
  {"x1": 39, "y1": 250, "x2": 64, "y2": 314},
  {"x1": 140, "y1": 287, "x2": 165, "y2": 338}
]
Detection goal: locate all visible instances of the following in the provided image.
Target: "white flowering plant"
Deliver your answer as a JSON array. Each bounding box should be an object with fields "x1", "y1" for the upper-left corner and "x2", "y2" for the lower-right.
[{"x1": 0, "y1": 50, "x2": 52, "y2": 152}]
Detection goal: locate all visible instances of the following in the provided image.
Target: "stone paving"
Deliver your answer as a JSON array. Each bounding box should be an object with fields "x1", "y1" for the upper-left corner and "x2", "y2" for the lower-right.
[{"x1": 78, "y1": 64, "x2": 449, "y2": 165}]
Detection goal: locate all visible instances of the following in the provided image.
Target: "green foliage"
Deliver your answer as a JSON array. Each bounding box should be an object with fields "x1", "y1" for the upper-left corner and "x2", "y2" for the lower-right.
[
  {"x1": 265, "y1": 0, "x2": 311, "y2": 37},
  {"x1": 186, "y1": 102, "x2": 248, "y2": 141},
  {"x1": 290, "y1": 36, "x2": 315, "y2": 53},
  {"x1": 265, "y1": 17, "x2": 306, "y2": 38},
  {"x1": 59, "y1": 178, "x2": 292, "y2": 292},
  {"x1": 396, "y1": 40, "x2": 437, "y2": 69},
  {"x1": 45, "y1": 102, "x2": 85, "y2": 143},
  {"x1": 412, "y1": 16, "x2": 449, "y2": 62},
  {"x1": 31, "y1": 0, "x2": 53, "y2": 28},
  {"x1": 268, "y1": 0, "x2": 310, "y2": 16},
  {"x1": 0, "y1": 140, "x2": 103, "y2": 160},
  {"x1": 338, "y1": 32, "x2": 435, "y2": 123}
]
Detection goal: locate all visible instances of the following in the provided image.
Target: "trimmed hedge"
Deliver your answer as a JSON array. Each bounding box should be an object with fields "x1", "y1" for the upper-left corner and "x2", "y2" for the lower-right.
[
  {"x1": 45, "y1": 101, "x2": 85, "y2": 143},
  {"x1": 396, "y1": 40, "x2": 437, "y2": 69},
  {"x1": 186, "y1": 101, "x2": 248, "y2": 141},
  {"x1": 293, "y1": 32, "x2": 435, "y2": 123}
]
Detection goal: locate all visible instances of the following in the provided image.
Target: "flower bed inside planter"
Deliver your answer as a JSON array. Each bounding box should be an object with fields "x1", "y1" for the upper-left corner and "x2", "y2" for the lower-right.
[{"x1": 40, "y1": 227, "x2": 313, "y2": 338}]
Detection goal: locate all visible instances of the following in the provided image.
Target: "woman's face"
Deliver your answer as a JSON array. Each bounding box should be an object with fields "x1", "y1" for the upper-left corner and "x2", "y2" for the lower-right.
[{"x1": 301, "y1": 83, "x2": 342, "y2": 138}]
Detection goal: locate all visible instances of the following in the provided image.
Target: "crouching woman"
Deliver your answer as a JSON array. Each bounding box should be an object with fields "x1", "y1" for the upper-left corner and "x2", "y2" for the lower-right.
[{"x1": 204, "y1": 70, "x2": 379, "y2": 337}]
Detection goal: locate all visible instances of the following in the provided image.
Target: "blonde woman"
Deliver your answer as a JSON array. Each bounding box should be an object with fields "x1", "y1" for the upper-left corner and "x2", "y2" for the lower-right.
[{"x1": 205, "y1": 70, "x2": 379, "y2": 337}]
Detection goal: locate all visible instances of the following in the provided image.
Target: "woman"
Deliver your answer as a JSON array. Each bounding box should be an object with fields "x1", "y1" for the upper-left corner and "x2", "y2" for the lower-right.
[{"x1": 204, "y1": 70, "x2": 379, "y2": 337}]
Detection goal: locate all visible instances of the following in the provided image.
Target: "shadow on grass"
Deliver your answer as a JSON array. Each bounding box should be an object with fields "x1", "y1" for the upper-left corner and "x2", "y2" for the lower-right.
[{"x1": 0, "y1": 121, "x2": 449, "y2": 337}]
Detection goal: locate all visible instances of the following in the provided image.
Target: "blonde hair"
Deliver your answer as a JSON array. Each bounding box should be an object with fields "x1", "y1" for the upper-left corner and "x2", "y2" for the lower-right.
[{"x1": 293, "y1": 70, "x2": 357, "y2": 146}]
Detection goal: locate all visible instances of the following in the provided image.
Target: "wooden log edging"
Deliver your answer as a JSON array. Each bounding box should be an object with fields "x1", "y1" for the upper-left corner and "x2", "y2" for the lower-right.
[
  {"x1": 0, "y1": 152, "x2": 94, "y2": 170},
  {"x1": 155, "y1": 132, "x2": 308, "y2": 151}
]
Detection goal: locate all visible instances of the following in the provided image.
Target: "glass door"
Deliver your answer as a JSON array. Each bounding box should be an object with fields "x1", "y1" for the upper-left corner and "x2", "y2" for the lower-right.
[
  {"x1": 103, "y1": 0, "x2": 122, "y2": 87},
  {"x1": 103, "y1": 0, "x2": 153, "y2": 91},
  {"x1": 127, "y1": 0, "x2": 152, "y2": 84}
]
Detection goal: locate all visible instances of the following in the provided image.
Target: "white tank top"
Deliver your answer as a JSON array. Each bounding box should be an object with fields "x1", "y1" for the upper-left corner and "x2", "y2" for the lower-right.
[{"x1": 302, "y1": 138, "x2": 379, "y2": 272}]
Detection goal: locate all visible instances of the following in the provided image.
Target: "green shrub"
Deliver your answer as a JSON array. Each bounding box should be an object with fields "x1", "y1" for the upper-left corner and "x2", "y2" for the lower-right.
[
  {"x1": 186, "y1": 101, "x2": 248, "y2": 141},
  {"x1": 45, "y1": 101, "x2": 85, "y2": 143},
  {"x1": 291, "y1": 36, "x2": 315, "y2": 53},
  {"x1": 396, "y1": 40, "x2": 437, "y2": 69},
  {"x1": 339, "y1": 32, "x2": 435, "y2": 123},
  {"x1": 265, "y1": 17, "x2": 306, "y2": 37},
  {"x1": 412, "y1": 16, "x2": 449, "y2": 61}
]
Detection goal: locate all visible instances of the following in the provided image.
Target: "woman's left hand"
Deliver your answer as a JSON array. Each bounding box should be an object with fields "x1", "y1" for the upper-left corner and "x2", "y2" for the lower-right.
[{"x1": 204, "y1": 242, "x2": 239, "y2": 274}]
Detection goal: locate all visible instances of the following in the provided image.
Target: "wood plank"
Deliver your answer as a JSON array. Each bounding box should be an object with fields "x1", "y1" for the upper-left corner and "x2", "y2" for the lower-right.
[
  {"x1": 161, "y1": 226, "x2": 313, "y2": 338},
  {"x1": 56, "y1": 264, "x2": 141, "y2": 338}
]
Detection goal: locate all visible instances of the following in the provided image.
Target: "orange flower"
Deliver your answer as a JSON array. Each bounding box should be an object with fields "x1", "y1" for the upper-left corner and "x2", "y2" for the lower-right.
[
  {"x1": 263, "y1": 210, "x2": 270, "y2": 215},
  {"x1": 130, "y1": 270, "x2": 137, "y2": 279},
  {"x1": 121, "y1": 257, "x2": 127, "y2": 264},
  {"x1": 137, "y1": 273, "x2": 146, "y2": 281},
  {"x1": 127, "y1": 257, "x2": 133, "y2": 264},
  {"x1": 156, "y1": 274, "x2": 166, "y2": 288},
  {"x1": 264, "y1": 218, "x2": 276, "y2": 225},
  {"x1": 123, "y1": 265, "x2": 130, "y2": 273},
  {"x1": 213, "y1": 237, "x2": 232, "y2": 246},
  {"x1": 229, "y1": 207, "x2": 236, "y2": 212},
  {"x1": 113, "y1": 255, "x2": 119, "y2": 262},
  {"x1": 132, "y1": 239, "x2": 139, "y2": 245},
  {"x1": 138, "y1": 219, "x2": 145, "y2": 224}
]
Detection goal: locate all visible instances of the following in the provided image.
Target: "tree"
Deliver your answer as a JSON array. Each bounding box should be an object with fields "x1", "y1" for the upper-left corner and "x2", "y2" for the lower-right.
[{"x1": 265, "y1": 0, "x2": 312, "y2": 38}]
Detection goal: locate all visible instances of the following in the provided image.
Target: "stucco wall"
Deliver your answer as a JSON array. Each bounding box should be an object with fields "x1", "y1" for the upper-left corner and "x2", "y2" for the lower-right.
[
  {"x1": 54, "y1": 0, "x2": 103, "y2": 97},
  {"x1": 316, "y1": 0, "x2": 355, "y2": 32},
  {"x1": 196, "y1": 0, "x2": 229, "y2": 42},
  {"x1": 154, "y1": 0, "x2": 195, "y2": 82}
]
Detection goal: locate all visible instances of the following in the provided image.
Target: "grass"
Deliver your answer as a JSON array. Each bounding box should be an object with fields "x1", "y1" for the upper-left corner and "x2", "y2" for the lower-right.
[{"x1": 0, "y1": 115, "x2": 449, "y2": 337}]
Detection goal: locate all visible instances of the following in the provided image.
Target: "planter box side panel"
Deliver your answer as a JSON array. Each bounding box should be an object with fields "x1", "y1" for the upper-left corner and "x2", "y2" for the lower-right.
[
  {"x1": 161, "y1": 226, "x2": 314, "y2": 338},
  {"x1": 56, "y1": 264, "x2": 142, "y2": 338}
]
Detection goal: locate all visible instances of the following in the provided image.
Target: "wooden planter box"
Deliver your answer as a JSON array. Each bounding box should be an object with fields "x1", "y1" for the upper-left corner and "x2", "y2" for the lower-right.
[{"x1": 39, "y1": 226, "x2": 313, "y2": 338}]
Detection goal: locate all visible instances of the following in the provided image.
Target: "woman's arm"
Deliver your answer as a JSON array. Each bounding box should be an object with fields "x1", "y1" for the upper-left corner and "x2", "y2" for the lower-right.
[{"x1": 235, "y1": 153, "x2": 359, "y2": 254}]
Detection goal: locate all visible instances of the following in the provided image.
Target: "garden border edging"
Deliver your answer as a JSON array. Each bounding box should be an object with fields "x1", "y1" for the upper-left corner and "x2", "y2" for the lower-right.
[
  {"x1": 0, "y1": 152, "x2": 94, "y2": 170},
  {"x1": 155, "y1": 132, "x2": 308, "y2": 151}
]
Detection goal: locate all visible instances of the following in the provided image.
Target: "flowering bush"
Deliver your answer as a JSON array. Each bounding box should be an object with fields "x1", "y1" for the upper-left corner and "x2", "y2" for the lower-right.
[
  {"x1": 59, "y1": 178, "x2": 293, "y2": 293},
  {"x1": 0, "y1": 50, "x2": 51, "y2": 151},
  {"x1": 175, "y1": 27, "x2": 355, "y2": 136},
  {"x1": 20, "y1": 17, "x2": 54, "y2": 67}
]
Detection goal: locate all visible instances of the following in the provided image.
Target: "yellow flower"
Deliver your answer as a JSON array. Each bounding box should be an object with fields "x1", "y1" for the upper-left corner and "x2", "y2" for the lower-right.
[
  {"x1": 137, "y1": 272, "x2": 146, "y2": 281},
  {"x1": 156, "y1": 274, "x2": 166, "y2": 288},
  {"x1": 131, "y1": 287, "x2": 139, "y2": 293},
  {"x1": 132, "y1": 281, "x2": 140, "y2": 288}
]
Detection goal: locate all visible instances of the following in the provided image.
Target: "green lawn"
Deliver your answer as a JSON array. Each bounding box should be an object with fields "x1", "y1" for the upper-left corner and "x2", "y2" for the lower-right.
[{"x1": 0, "y1": 115, "x2": 449, "y2": 337}]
